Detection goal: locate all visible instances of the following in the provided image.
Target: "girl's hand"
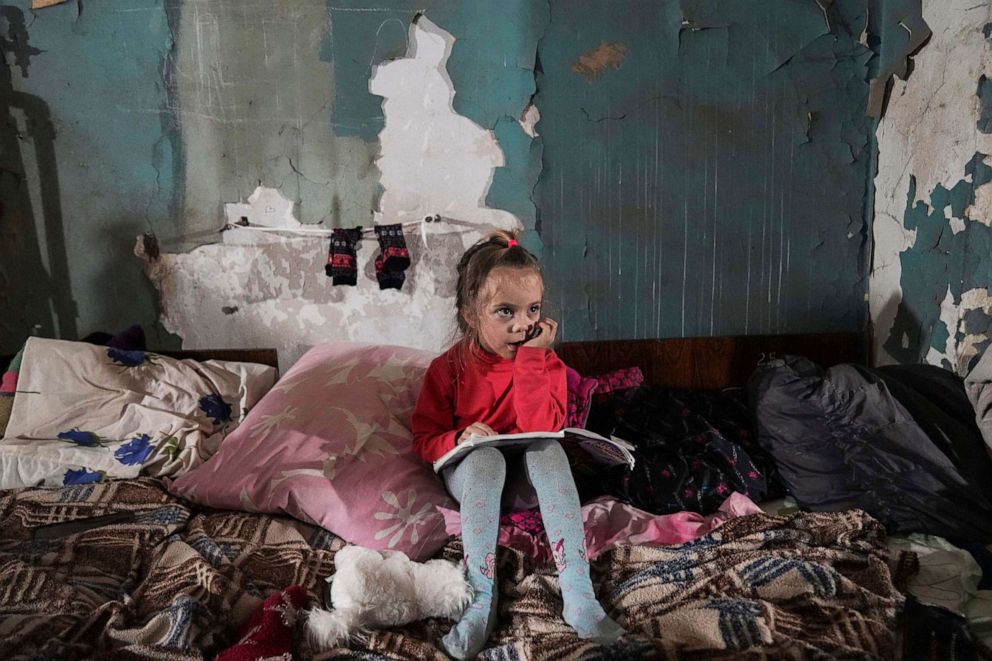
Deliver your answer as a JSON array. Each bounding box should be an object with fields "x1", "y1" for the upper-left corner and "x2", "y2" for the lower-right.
[
  {"x1": 459, "y1": 421, "x2": 496, "y2": 444},
  {"x1": 522, "y1": 317, "x2": 557, "y2": 350}
]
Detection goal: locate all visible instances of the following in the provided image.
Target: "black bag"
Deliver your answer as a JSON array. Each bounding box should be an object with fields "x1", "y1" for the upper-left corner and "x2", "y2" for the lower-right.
[{"x1": 749, "y1": 356, "x2": 992, "y2": 542}]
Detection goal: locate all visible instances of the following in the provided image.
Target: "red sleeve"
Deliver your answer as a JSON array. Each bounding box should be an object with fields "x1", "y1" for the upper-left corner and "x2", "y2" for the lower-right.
[
  {"x1": 512, "y1": 347, "x2": 567, "y2": 432},
  {"x1": 411, "y1": 356, "x2": 461, "y2": 463}
]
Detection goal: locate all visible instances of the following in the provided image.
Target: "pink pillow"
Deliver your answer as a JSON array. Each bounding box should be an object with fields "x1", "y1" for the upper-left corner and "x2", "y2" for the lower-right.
[{"x1": 168, "y1": 342, "x2": 454, "y2": 561}]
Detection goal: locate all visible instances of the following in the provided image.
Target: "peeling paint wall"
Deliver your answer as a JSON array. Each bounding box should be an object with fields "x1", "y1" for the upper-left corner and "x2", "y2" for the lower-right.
[
  {"x1": 1, "y1": 1, "x2": 546, "y2": 361},
  {"x1": 4, "y1": 0, "x2": 902, "y2": 365},
  {"x1": 139, "y1": 13, "x2": 538, "y2": 369},
  {"x1": 536, "y1": 0, "x2": 875, "y2": 340},
  {"x1": 172, "y1": 1, "x2": 377, "y2": 234},
  {"x1": 870, "y1": 0, "x2": 992, "y2": 374},
  {"x1": 325, "y1": 1, "x2": 546, "y2": 231}
]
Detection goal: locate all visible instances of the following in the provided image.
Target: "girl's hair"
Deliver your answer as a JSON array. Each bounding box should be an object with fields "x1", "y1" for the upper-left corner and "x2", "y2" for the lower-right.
[{"x1": 454, "y1": 229, "x2": 542, "y2": 356}]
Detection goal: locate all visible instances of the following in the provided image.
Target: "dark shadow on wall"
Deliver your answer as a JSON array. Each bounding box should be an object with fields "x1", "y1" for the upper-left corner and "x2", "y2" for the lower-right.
[
  {"x1": 76, "y1": 0, "x2": 186, "y2": 353},
  {"x1": 146, "y1": 0, "x2": 185, "y2": 351},
  {"x1": 879, "y1": 292, "x2": 922, "y2": 365},
  {"x1": 0, "y1": 6, "x2": 77, "y2": 353}
]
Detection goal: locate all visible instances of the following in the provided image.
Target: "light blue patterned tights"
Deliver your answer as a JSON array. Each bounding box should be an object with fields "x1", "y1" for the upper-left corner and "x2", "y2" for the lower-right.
[{"x1": 441, "y1": 440, "x2": 624, "y2": 659}]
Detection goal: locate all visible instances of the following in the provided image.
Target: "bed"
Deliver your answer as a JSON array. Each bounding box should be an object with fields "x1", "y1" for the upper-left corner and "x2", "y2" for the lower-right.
[{"x1": 0, "y1": 331, "x2": 975, "y2": 660}]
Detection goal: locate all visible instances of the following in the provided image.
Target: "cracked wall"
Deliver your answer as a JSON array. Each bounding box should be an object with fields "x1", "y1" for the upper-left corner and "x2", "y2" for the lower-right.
[
  {"x1": 326, "y1": 0, "x2": 546, "y2": 232},
  {"x1": 140, "y1": 14, "x2": 537, "y2": 369},
  {"x1": 536, "y1": 0, "x2": 875, "y2": 340},
  {"x1": 870, "y1": 0, "x2": 992, "y2": 374},
  {"x1": 1, "y1": 1, "x2": 545, "y2": 359},
  {"x1": 5, "y1": 0, "x2": 906, "y2": 363},
  {"x1": 172, "y1": 1, "x2": 378, "y2": 235}
]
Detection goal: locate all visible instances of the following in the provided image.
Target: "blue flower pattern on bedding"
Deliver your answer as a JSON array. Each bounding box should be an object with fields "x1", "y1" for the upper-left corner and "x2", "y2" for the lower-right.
[
  {"x1": 11, "y1": 338, "x2": 269, "y2": 490},
  {"x1": 57, "y1": 429, "x2": 103, "y2": 447},
  {"x1": 106, "y1": 347, "x2": 154, "y2": 367},
  {"x1": 198, "y1": 394, "x2": 232, "y2": 425},
  {"x1": 63, "y1": 468, "x2": 104, "y2": 485},
  {"x1": 115, "y1": 434, "x2": 154, "y2": 465}
]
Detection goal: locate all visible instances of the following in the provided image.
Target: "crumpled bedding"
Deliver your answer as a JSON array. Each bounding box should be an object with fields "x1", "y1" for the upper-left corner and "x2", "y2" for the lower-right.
[
  {"x1": 438, "y1": 492, "x2": 763, "y2": 564},
  {"x1": 0, "y1": 477, "x2": 911, "y2": 660},
  {"x1": 585, "y1": 386, "x2": 782, "y2": 514},
  {"x1": 0, "y1": 337, "x2": 276, "y2": 489}
]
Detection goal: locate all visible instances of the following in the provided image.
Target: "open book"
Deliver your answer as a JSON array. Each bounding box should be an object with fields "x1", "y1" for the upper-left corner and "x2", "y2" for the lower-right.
[{"x1": 433, "y1": 427, "x2": 636, "y2": 473}]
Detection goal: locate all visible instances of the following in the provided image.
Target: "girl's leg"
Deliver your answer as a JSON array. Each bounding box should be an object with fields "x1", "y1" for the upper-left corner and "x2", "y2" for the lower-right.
[
  {"x1": 441, "y1": 447, "x2": 506, "y2": 659},
  {"x1": 523, "y1": 439, "x2": 624, "y2": 643}
]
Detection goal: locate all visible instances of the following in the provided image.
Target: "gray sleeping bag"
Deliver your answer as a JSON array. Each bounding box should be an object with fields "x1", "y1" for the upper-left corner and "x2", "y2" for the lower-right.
[{"x1": 749, "y1": 356, "x2": 992, "y2": 542}]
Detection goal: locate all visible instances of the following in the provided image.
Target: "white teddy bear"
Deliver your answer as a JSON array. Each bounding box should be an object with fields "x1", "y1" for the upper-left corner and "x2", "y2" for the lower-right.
[{"x1": 307, "y1": 545, "x2": 473, "y2": 650}]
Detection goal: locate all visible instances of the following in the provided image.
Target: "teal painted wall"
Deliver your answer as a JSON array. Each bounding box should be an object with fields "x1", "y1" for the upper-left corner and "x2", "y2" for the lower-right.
[
  {"x1": 2, "y1": 0, "x2": 888, "y2": 354},
  {"x1": 0, "y1": 0, "x2": 546, "y2": 353},
  {"x1": 884, "y1": 155, "x2": 992, "y2": 367},
  {"x1": 536, "y1": 0, "x2": 874, "y2": 340},
  {"x1": 325, "y1": 0, "x2": 545, "y2": 229},
  {"x1": 1, "y1": 0, "x2": 178, "y2": 350},
  {"x1": 866, "y1": 1, "x2": 992, "y2": 373}
]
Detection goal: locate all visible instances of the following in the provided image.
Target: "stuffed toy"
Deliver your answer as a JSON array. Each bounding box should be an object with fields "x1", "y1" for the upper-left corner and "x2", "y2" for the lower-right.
[{"x1": 307, "y1": 545, "x2": 472, "y2": 650}]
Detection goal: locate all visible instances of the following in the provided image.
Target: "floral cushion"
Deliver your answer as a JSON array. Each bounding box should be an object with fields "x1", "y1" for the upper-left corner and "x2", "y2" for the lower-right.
[
  {"x1": 0, "y1": 337, "x2": 277, "y2": 488},
  {"x1": 168, "y1": 341, "x2": 454, "y2": 561}
]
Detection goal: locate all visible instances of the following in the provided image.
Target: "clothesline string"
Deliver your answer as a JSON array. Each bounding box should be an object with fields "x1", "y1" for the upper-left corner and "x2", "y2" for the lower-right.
[
  {"x1": 222, "y1": 214, "x2": 481, "y2": 240},
  {"x1": 149, "y1": 214, "x2": 490, "y2": 250}
]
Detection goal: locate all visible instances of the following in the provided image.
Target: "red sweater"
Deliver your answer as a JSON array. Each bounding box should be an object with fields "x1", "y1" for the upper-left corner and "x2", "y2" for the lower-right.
[{"x1": 411, "y1": 343, "x2": 567, "y2": 463}]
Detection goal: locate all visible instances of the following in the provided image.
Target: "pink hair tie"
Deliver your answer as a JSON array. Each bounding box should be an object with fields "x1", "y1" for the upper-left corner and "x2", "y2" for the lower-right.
[{"x1": 507, "y1": 239, "x2": 519, "y2": 248}]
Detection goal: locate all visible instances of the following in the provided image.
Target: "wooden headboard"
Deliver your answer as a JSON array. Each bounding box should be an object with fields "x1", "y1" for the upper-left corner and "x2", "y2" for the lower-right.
[
  {"x1": 556, "y1": 332, "x2": 865, "y2": 390},
  {"x1": 4, "y1": 335, "x2": 862, "y2": 389}
]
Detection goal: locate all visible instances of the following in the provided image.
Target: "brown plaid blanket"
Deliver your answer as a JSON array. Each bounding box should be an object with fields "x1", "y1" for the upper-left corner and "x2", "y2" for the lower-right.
[{"x1": 0, "y1": 478, "x2": 910, "y2": 660}]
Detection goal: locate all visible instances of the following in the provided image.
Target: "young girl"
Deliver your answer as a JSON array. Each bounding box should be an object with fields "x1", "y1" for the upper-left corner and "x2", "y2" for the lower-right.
[{"x1": 412, "y1": 230, "x2": 624, "y2": 659}]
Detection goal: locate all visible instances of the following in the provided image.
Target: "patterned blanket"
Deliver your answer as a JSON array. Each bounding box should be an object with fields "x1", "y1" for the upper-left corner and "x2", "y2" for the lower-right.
[{"x1": 0, "y1": 478, "x2": 911, "y2": 659}]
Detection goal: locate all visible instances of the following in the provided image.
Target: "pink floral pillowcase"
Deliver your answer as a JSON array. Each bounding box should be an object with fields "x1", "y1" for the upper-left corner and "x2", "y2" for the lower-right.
[{"x1": 168, "y1": 342, "x2": 454, "y2": 561}]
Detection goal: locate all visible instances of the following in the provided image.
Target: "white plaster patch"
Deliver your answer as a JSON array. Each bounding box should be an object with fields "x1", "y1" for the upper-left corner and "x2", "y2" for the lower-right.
[
  {"x1": 924, "y1": 286, "x2": 992, "y2": 375},
  {"x1": 370, "y1": 16, "x2": 519, "y2": 230},
  {"x1": 138, "y1": 232, "x2": 461, "y2": 371},
  {"x1": 870, "y1": 0, "x2": 992, "y2": 365},
  {"x1": 141, "y1": 16, "x2": 523, "y2": 370},
  {"x1": 225, "y1": 186, "x2": 301, "y2": 229},
  {"x1": 967, "y1": 163, "x2": 992, "y2": 226},
  {"x1": 962, "y1": 288, "x2": 992, "y2": 315},
  {"x1": 519, "y1": 102, "x2": 540, "y2": 138},
  {"x1": 945, "y1": 202, "x2": 967, "y2": 234}
]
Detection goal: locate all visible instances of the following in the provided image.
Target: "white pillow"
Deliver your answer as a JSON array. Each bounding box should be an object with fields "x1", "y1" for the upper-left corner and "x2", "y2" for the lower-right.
[{"x1": 0, "y1": 337, "x2": 277, "y2": 488}]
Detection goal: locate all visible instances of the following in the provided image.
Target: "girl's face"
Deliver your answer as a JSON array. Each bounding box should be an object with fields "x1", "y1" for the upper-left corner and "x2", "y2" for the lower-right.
[{"x1": 466, "y1": 266, "x2": 544, "y2": 360}]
